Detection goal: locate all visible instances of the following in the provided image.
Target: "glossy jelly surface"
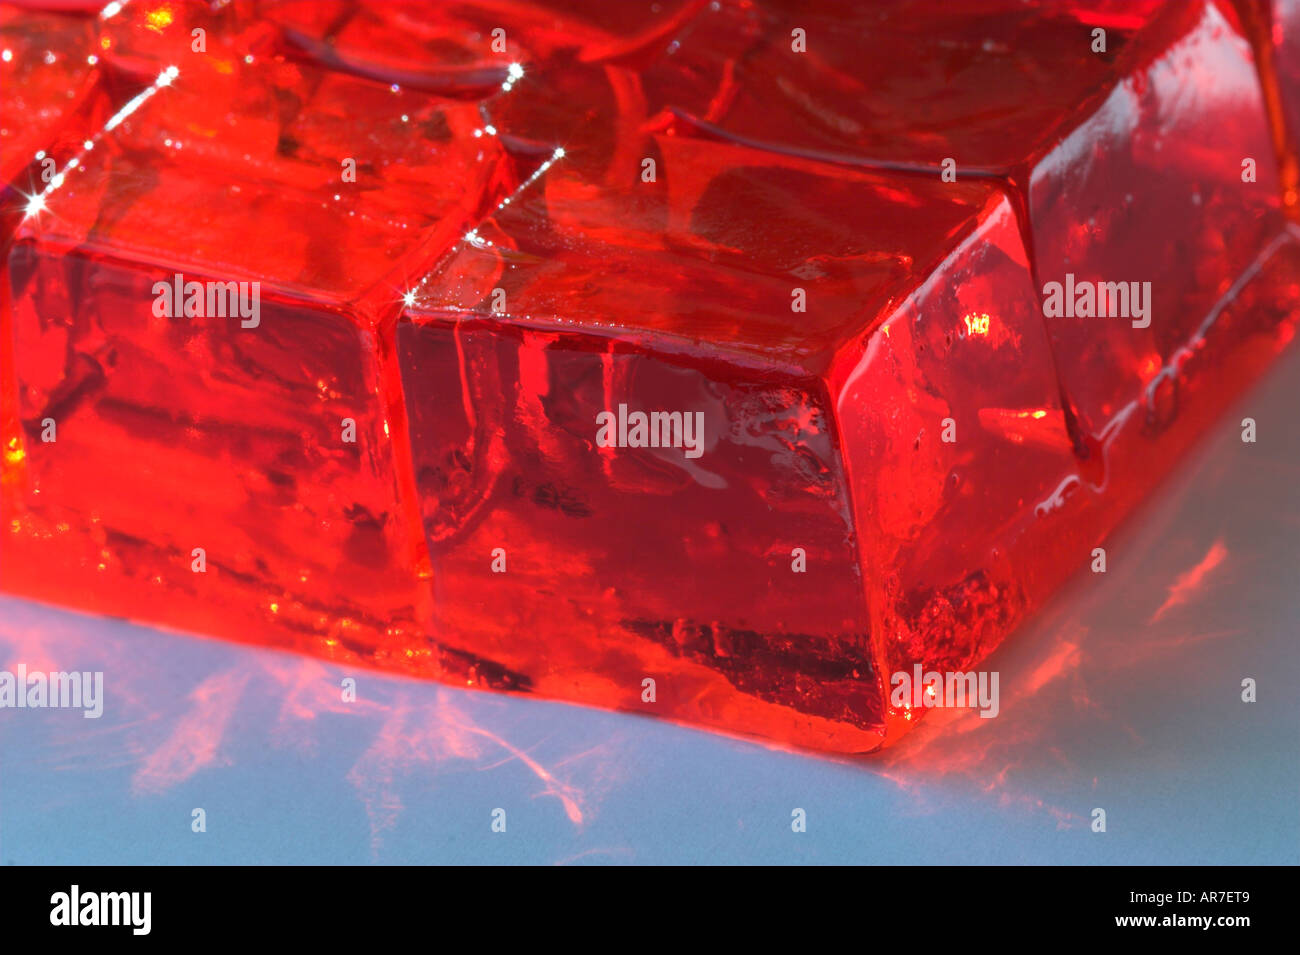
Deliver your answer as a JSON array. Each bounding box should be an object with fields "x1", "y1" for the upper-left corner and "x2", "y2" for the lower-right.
[{"x1": 2, "y1": 0, "x2": 1297, "y2": 751}]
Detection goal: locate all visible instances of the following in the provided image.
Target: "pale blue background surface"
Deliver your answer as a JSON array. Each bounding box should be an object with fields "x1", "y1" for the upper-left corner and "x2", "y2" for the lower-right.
[{"x1": 2, "y1": 347, "x2": 1298, "y2": 865}]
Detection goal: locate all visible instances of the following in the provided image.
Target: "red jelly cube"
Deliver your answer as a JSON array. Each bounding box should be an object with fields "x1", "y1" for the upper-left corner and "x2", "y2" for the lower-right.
[
  {"x1": 643, "y1": 0, "x2": 1285, "y2": 440},
  {"x1": 397, "y1": 124, "x2": 1044, "y2": 749},
  {"x1": 1, "y1": 3, "x2": 517, "y2": 659}
]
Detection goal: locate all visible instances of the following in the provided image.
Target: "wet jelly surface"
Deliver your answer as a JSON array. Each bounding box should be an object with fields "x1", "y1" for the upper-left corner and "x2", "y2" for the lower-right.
[{"x1": 1, "y1": 0, "x2": 1297, "y2": 752}]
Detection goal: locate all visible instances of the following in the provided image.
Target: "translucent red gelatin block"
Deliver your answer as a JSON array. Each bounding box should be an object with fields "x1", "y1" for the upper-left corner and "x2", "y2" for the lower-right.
[
  {"x1": 399, "y1": 134, "x2": 1023, "y2": 750},
  {"x1": 1, "y1": 0, "x2": 1297, "y2": 752},
  {"x1": 645, "y1": 0, "x2": 1285, "y2": 439},
  {"x1": 1, "y1": 2, "x2": 518, "y2": 659}
]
